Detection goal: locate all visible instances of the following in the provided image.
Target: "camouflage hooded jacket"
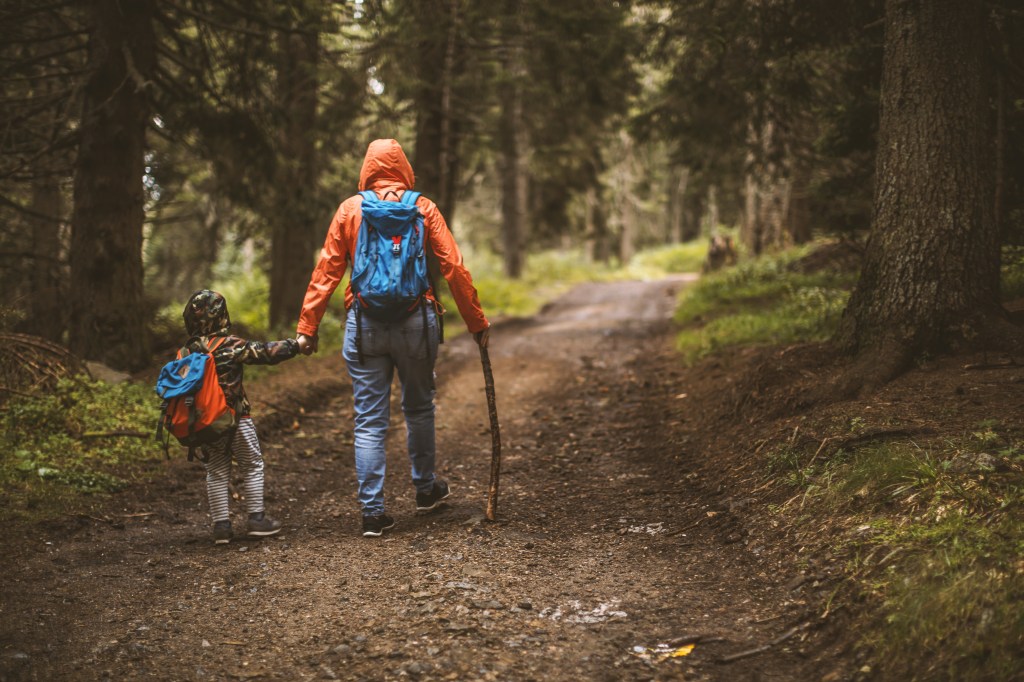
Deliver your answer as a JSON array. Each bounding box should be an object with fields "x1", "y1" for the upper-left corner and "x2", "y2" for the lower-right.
[{"x1": 182, "y1": 290, "x2": 299, "y2": 417}]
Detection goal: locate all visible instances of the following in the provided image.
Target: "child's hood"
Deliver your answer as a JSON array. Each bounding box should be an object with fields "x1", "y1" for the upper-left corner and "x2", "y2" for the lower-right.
[{"x1": 183, "y1": 289, "x2": 231, "y2": 337}]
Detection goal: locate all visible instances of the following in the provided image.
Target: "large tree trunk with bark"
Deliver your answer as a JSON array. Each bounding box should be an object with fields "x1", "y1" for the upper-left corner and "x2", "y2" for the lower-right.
[
  {"x1": 412, "y1": 0, "x2": 461, "y2": 225},
  {"x1": 741, "y1": 119, "x2": 792, "y2": 254},
  {"x1": 836, "y1": 0, "x2": 1003, "y2": 390},
  {"x1": 499, "y1": 0, "x2": 527, "y2": 279},
  {"x1": 269, "y1": 28, "x2": 319, "y2": 331},
  {"x1": 69, "y1": 0, "x2": 155, "y2": 370}
]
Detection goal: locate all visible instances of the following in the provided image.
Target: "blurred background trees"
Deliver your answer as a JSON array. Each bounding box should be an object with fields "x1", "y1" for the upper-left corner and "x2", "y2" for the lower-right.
[{"x1": 1, "y1": 0, "x2": 1022, "y2": 370}]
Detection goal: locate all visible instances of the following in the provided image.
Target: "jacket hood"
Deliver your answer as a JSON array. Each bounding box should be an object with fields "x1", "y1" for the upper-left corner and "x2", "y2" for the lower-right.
[
  {"x1": 183, "y1": 289, "x2": 231, "y2": 337},
  {"x1": 358, "y1": 139, "x2": 415, "y2": 193}
]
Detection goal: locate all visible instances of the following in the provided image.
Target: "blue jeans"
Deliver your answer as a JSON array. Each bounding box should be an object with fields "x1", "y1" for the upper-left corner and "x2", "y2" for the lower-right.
[{"x1": 343, "y1": 304, "x2": 439, "y2": 516}]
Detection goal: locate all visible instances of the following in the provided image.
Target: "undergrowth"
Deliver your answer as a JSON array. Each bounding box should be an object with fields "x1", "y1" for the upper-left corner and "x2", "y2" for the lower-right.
[
  {"x1": 768, "y1": 428, "x2": 1024, "y2": 681},
  {"x1": 686, "y1": 242, "x2": 1024, "y2": 679},
  {"x1": 0, "y1": 378, "x2": 163, "y2": 521},
  {"x1": 674, "y1": 244, "x2": 855, "y2": 363}
]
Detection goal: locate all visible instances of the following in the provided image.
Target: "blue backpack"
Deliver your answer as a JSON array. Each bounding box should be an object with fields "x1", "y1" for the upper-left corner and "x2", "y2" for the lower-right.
[{"x1": 351, "y1": 190, "x2": 431, "y2": 322}]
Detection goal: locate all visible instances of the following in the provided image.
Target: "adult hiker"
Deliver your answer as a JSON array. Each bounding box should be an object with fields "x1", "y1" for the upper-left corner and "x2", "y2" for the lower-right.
[{"x1": 296, "y1": 138, "x2": 490, "y2": 537}]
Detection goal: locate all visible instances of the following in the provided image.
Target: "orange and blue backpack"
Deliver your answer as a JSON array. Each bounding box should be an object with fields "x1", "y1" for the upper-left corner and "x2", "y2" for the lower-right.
[{"x1": 155, "y1": 336, "x2": 237, "y2": 462}]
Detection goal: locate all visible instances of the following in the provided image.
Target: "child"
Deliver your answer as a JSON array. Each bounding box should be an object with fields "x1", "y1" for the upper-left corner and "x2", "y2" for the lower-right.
[{"x1": 181, "y1": 289, "x2": 300, "y2": 544}]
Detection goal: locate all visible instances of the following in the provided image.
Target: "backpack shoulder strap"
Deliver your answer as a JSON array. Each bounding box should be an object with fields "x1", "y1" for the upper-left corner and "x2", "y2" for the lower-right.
[
  {"x1": 401, "y1": 190, "x2": 421, "y2": 207},
  {"x1": 359, "y1": 190, "x2": 377, "y2": 203}
]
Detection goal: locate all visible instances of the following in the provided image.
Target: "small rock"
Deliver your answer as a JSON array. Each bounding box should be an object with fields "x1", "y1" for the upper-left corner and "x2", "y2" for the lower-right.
[
  {"x1": 405, "y1": 661, "x2": 428, "y2": 676},
  {"x1": 518, "y1": 601, "x2": 533, "y2": 610},
  {"x1": 462, "y1": 566, "x2": 490, "y2": 579},
  {"x1": 948, "y1": 452, "x2": 999, "y2": 474}
]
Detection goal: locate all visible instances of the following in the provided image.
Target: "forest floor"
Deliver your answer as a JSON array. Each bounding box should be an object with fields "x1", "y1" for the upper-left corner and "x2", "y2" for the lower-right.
[{"x1": 3, "y1": 274, "x2": 1022, "y2": 681}]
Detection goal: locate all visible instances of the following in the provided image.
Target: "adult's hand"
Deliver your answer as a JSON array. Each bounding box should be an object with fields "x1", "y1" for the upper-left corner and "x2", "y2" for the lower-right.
[
  {"x1": 474, "y1": 326, "x2": 490, "y2": 349},
  {"x1": 297, "y1": 334, "x2": 319, "y2": 355}
]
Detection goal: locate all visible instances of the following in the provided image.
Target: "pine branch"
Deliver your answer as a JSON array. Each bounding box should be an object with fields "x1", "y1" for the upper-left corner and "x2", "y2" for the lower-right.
[
  {"x1": 0, "y1": 1, "x2": 81, "y2": 27},
  {"x1": 0, "y1": 192, "x2": 66, "y2": 222},
  {"x1": 0, "y1": 26, "x2": 88, "y2": 47},
  {"x1": 157, "y1": 0, "x2": 274, "y2": 38}
]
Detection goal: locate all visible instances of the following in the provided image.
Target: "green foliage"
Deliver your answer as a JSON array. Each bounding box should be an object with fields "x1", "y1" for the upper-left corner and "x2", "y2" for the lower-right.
[
  {"x1": 0, "y1": 378, "x2": 163, "y2": 520},
  {"x1": 674, "y1": 247, "x2": 855, "y2": 362},
  {"x1": 625, "y1": 241, "x2": 708, "y2": 277},
  {"x1": 770, "y1": 431, "x2": 1024, "y2": 681},
  {"x1": 1001, "y1": 246, "x2": 1024, "y2": 300}
]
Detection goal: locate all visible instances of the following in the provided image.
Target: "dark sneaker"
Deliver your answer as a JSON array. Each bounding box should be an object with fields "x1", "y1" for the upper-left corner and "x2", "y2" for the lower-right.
[
  {"x1": 246, "y1": 512, "x2": 282, "y2": 537},
  {"x1": 362, "y1": 513, "x2": 396, "y2": 537},
  {"x1": 416, "y1": 480, "x2": 451, "y2": 513},
  {"x1": 212, "y1": 520, "x2": 233, "y2": 545}
]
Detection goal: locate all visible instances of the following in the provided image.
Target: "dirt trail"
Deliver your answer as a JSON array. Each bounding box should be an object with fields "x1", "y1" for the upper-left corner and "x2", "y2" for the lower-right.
[{"x1": 1, "y1": 276, "x2": 835, "y2": 681}]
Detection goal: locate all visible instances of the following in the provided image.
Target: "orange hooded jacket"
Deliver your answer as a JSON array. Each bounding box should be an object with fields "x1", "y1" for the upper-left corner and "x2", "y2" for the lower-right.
[{"x1": 296, "y1": 139, "x2": 489, "y2": 337}]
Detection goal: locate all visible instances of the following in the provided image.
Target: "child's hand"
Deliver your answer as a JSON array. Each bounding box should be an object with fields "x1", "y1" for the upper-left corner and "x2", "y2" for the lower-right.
[{"x1": 297, "y1": 334, "x2": 318, "y2": 355}]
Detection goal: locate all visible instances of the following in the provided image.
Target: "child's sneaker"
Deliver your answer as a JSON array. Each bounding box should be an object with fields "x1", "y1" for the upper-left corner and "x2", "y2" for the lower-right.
[
  {"x1": 246, "y1": 512, "x2": 282, "y2": 537},
  {"x1": 416, "y1": 480, "x2": 451, "y2": 512},
  {"x1": 361, "y1": 513, "x2": 396, "y2": 537},
  {"x1": 212, "y1": 520, "x2": 233, "y2": 545}
]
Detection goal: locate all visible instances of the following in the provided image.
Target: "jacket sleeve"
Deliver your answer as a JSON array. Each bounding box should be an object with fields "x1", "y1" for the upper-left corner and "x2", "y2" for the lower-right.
[
  {"x1": 419, "y1": 198, "x2": 489, "y2": 334},
  {"x1": 233, "y1": 338, "x2": 300, "y2": 366},
  {"x1": 297, "y1": 202, "x2": 351, "y2": 337}
]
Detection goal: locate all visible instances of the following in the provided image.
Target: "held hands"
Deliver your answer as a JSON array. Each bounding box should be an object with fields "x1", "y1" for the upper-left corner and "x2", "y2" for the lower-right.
[
  {"x1": 297, "y1": 334, "x2": 319, "y2": 355},
  {"x1": 474, "y1": 326, "x2": 490, "y2": 349}
]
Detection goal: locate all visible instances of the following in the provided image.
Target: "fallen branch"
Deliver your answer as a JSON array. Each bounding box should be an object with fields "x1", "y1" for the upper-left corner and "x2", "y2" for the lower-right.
[
  {"x1": 666, "y1": 518, "x2": 702, "y2": 537},
  {"x1": 0, "y1": 385, "x2": 36, "y2": 398},
  {"x1": 718, "y1": 622, "x2": 809, "y2": 664},
  {"x1": 666, "y1": 632, "x2": 727, "y2": 647}
]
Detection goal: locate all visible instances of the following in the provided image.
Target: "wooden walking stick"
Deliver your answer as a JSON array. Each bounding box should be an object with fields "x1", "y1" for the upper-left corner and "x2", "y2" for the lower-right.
[{"x1": 480, "y1": 344, "x2": 502, "y2": 521}]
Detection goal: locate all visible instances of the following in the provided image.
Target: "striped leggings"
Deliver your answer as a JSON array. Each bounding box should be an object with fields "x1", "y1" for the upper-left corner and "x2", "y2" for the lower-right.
[{"x1": 201, "y1": 417, "x2": 265, "y2": 523}]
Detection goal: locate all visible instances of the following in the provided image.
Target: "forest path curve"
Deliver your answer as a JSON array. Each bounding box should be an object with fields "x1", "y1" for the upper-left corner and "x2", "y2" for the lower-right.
[{"x1": 0, "y1": 275, "x2": 830, "y2": 682}]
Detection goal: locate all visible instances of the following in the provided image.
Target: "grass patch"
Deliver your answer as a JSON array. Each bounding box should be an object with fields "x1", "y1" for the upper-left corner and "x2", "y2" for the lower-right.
[
  {"x1": 674, "y1": 245, "x2": 855, "y2": 362},
  {"x1": 0, "y1": 378, "x2": 164, "y2": 521},
  {"x1": 768, "y1": 430, "x2": 1024, "y2": 681},
  {"x1": 1001, "y1": 245, "x2": 1024, "y2": 301},
  {"x1": 624, "y1": 240, "x2": 709, "y2": 278}
]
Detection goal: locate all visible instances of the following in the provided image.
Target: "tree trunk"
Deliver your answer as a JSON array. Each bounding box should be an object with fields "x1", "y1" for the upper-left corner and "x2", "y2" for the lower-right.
[
  {"x1": 499, "y1": 0, "x2": 527, "y2": 279},
  {"x1": 836, "y1": 0, "x2": 1000, "y2": 389},
  {"x1": 411, "y1": 0, "x2": 462, "y2": 289},
  {"x1": 584, "y1": 184, "x2": 611, "y2": 264},
  {"x1": 705, "y1": 184, "x2": 719, "y2": 236},
  {"x1": 787, "y1": 161, "x2": 812, "y2": 244},
  {"x1": 69, "y1": 0, "x2": 155, "y2": 370},
  {"x1": 668, "y1": 166, "x2": 689, "y2": 244},
  {"x1": 29, "y1": 177, "x2": 64, "y2": 342},
  {"x1": 413, "y1": 0, "x2": 461, "y2": 225},
  {"x1": 682, "y1": 187, "x2": 703, "y2": 243},
  {"x1": 269, "y1": 28, "x2": 319, "y2": 331},
  {"x1": 616, "y1": 131, "x2": 636, "y2": 265}
]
